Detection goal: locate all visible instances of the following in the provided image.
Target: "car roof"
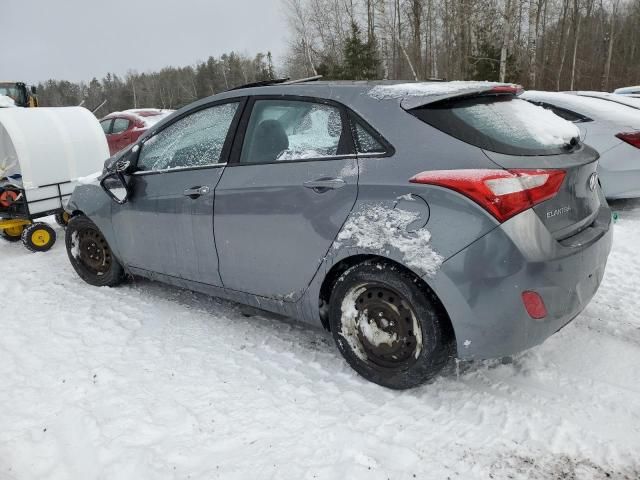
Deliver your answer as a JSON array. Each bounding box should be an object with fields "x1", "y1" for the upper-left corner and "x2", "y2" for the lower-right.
[
  {"x1": 572, "y1": 91, "x2": 640, "y2": 110},
  {"x1": 178, "y1": 80, "x2": 522, "y2": 115}
]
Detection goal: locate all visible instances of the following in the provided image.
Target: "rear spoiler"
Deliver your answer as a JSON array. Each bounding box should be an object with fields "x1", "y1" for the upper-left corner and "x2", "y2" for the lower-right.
[{"x1": 397, "y1": 83, "x2": 524, "y2": 110}]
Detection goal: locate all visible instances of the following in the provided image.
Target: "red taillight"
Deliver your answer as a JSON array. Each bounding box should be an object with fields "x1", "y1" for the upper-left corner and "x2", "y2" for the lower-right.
[
  {"x1": 409, "y1": 169, "x2": 566, "y2": 222},
  {"x1": 521, "y1": 291, "x2": 547, "y2": 320},
  {"x1": 490, "y1": 84, "x2": 524, "y2": 95},
  {"x1": 616, "y1": 131, "x2": 640, "y2": 149}
]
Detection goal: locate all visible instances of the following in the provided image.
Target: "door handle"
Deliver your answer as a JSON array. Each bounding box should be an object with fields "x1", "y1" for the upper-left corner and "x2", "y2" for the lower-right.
[
  {"x1": 183, "y1": 185, "x2": 211, "y2": 199},
  {"x1": 303, "y1": 178, "x2": 346, "y2": 192}
]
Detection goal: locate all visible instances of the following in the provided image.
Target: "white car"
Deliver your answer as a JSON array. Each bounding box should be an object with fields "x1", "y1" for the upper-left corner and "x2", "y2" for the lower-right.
[
  {"x1": 614, "y1": 86, "x2": 640, "y2": 97},
  {"x1": 522, "y1": 91, "x2": 640, "y2": 199},
  {"x1": 572, "y1": 91, "x2": 640, "y2": 110}
]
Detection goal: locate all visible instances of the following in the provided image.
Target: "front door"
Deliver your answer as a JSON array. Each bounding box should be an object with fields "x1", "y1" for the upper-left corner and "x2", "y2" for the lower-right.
[
  {"x1": 111, "y1": 100, "x2": 243, "y2": 286},
  {"x1": 214, "y1": 97, "x2": 358, "y2": 300}
]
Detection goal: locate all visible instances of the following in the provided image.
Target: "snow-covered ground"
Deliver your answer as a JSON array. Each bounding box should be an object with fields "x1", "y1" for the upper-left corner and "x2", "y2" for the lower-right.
[{"x1": 1, "y1": 201, "x2": 640, "y2": 479}]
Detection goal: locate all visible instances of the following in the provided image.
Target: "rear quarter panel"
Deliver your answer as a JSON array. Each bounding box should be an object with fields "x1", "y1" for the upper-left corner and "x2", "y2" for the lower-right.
[
  {"x1": 327, "y1": 101, "x2": 502, "y2": 273},
  {"x1": 299, "y1": 103, "x2": 504, "y2": 326}
]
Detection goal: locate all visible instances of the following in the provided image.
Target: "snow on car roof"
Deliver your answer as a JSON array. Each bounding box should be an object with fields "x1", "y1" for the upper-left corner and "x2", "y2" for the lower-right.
[
  {"x1": 368, "y1": 81, "x2": 522, "y2": 108},
  {"x1": 105, "y1": 108, "x2": 174, "y2": 127},
  {"x1": 614, "y1": 86, "x2": 640, "y2": 95},
  {"x1": 122, "y1": 108, "x2": 174, "y2": 116},
  {"x1": 368, "y1": 81, "x2": 502, "y2": 99}
]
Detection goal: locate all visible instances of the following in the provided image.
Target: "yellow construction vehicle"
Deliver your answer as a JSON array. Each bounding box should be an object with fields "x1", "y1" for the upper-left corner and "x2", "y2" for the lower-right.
[{"x1": 0, "y1": 82, "x2": 38, "y2": 107}]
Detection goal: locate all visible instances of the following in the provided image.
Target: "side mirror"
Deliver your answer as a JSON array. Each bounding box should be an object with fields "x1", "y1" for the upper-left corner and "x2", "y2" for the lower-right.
[
  {"x1": 100, "y1": 171, "x2": 129, "y2": 204},
  {"x1": 115, "y1": 158, "x2": 132, "y2": 173},
  {"x1": 31, "y1": 86, "x2": 37, "y2": 94}
]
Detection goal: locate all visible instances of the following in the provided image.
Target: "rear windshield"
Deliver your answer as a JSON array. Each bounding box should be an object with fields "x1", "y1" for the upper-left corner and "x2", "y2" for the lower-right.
[{"x1": 410, "y1": 96, "x2": 581, "y2": 156}]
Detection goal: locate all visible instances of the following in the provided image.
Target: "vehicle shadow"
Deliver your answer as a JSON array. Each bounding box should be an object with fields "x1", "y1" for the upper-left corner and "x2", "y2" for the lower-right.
[{"x1": 608, "y1": 197, "x2": 640, "y2": 217}]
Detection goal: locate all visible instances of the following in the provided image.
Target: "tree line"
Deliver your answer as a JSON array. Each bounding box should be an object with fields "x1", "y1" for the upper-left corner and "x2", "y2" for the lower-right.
[
  {"x1": 37, "y1": 52, "x2": 276, "y2": 113},
  {"x1": 283, "y1": 0, "x2": 639, "y2": 90},
  {"x1": 37, "y1": 0, "x2": 639, "y2": 114}
]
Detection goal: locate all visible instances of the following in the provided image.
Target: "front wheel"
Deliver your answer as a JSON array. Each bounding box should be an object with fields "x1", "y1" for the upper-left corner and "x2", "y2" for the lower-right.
[
  {"x1": 329, "y1": 261, "x2": 453, "y2": 389},
  {"x1": 65, "y1": 215, "x2": 124, "y2": 287}
]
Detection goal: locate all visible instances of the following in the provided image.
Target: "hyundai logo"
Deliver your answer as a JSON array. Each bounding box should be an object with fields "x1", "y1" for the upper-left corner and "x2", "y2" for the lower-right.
[{"x1": 588, "y1": 172, "x2": 599, "y2": 192}]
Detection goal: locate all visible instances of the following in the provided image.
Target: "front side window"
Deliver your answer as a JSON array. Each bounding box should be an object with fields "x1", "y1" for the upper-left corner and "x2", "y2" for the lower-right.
[
  {"x1": 240, "y1": 100, "x2": 345, "y2": 164},
  {"x1": 112, "y1": 118, "x2": 130, "y2": 134},
  {"x1": 137, "y1": 102, "x2": 239, "y2": 171},
  {"x1": 100, "y1": 119, "x2": 112, "y2": 134}
]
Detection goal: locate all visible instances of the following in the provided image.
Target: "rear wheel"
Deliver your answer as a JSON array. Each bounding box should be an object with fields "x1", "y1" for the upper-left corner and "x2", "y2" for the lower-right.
[
  {"x1": 65, "y1": 215, "x2": 124, "y2": 287},
  {"x1": 0, "y1": 223, "x2": 25, "y2": 242},
  {"x1": 22, "y1": 222, "x2": 56, "y2": 252},
  {"x1": 328, "y1": 261, "x2": 452, "y2": 389}
]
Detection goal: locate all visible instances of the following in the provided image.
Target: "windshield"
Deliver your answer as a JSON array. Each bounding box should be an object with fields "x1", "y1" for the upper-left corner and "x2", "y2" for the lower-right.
[
  {"x1": 0, "y1": 83, "x2": 27, "y2": 106},
  {"x1": 411, "y1": 96, "x2": 581, "y2": 156}
]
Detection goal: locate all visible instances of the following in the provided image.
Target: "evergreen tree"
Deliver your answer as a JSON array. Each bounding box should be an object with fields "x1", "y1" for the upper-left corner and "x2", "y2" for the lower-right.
[{"x1": 341, "y1": 22, "x2": 380, "y2": 80}]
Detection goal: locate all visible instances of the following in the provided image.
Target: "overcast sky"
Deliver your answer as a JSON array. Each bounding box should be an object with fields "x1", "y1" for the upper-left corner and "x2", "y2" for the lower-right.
[{"x1": 1, "y1": 0, "x2": 289, "y2": 84}]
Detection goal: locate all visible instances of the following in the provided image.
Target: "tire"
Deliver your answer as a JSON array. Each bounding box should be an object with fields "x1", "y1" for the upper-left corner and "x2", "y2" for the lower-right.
[
  {"x1": 55, "y1": 211, "x2": 71, "y2": 227},
  {"x1": 22, "y1": 222, "x2": 56, "y2": 252},
  {"x1": 0, "y1": 223, "x2": 25, "y2": 242},
  {"x1": 328, "y1": 261, "x2": 452, "y2": 389},
  {"x1": 65, "y1": 215, "x2": 124, "y2": 287}
]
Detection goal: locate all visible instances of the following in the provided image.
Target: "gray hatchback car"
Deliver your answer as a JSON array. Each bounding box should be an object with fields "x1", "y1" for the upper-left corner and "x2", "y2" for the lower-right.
[{"x1": 65, "y1": 80, "x2": 613, "y2": 389}]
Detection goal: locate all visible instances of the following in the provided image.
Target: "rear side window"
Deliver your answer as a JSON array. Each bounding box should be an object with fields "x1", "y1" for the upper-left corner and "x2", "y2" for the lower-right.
[
  {"x1": 351, "y1": 118, "x2": 386, "y2": 154},
  {"x1": 411, "y1": 97, "x2": 581, "y2": 156},
  {"x1": 240, "y1": 100, "x2": 347, "y2": 164},
  {"x1": 540, "y1": 104, "x2": 590, "y2": 123}
]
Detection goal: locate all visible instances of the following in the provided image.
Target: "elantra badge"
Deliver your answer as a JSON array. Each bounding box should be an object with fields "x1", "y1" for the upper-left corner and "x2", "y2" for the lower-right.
[
  {"x1": 588, "y1": 172, "x2": 598, "y2": 192},
  {"x1": 547, "y1": 206, "x2": 572, "y2": 219}
]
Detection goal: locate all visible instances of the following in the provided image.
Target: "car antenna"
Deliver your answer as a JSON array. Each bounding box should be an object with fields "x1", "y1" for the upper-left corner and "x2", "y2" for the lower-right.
[
  {"x1": 281, "y1": 75, "x2": 323, "y2": 84},
  {"x1": 226, "y1": 78, "x2": 290, "y2": 91}
]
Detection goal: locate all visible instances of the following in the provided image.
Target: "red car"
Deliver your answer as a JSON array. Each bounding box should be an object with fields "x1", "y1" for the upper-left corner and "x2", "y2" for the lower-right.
[{"x1": 100, "y1": 109, "x2": 174, "y2": 155}]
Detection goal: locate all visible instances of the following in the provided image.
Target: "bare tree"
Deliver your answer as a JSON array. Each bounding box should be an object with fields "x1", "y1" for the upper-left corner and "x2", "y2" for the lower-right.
[
  {"x1": 600, "y1": 0, "x2": 620, "y2": 90},
  {"x1": 500, "y1": 0, "x2": 514, "y2": 82}
]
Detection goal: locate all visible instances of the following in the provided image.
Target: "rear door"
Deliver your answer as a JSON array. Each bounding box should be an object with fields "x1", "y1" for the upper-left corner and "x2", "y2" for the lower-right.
[
  {"x1": 214, "y1": 96, "x2": 358, "y2": 300},
  {"x1": 111, "y1": 100, "x2": 244, "y2": 285}
]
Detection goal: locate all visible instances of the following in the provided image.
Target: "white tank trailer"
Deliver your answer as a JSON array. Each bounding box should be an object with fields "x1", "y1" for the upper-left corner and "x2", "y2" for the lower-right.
[{"x1": 0, "y1": 107, "x2": 109, "y2": 251}]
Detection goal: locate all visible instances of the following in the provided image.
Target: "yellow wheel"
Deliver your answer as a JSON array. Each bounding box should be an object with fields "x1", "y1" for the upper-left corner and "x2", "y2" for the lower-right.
[
  {"x1": 0, "y1": 224, "x2": 25, "y2": 242},
  {"x1": 22, "y1": 222, "x2": 56, "y2": 252}
]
